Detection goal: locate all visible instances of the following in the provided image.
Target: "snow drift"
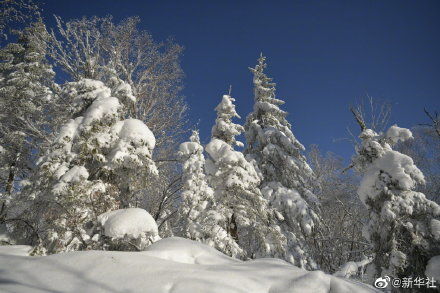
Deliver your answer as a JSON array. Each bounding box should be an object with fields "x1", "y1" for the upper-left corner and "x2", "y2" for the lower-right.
[
  {"x1": 98, "y1": 208, "x2": 159, "y2": 239},
  {"x1": 0, "y1": 237, "x2": 378, "y2": 293}
]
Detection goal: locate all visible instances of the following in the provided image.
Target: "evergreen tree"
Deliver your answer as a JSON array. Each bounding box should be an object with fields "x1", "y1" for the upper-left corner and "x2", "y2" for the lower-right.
[
  {"x1": 0, "y1": 22, "x2": 60, "y2": 236},
  {"x1": 176, "y1": 130, "x2": 241, "y2": 255},
  {"x1": 0, "y1": 21, "x2": 56, "y2": 196},
  {"x1": 211, "y1": 94, "x2": 244, "y2": 147},
  {"x1": 244, "y1": 55, "x2": 319, "y2": 269},
  {"x1": 17, "y1": 78, "x2": 157, "y2": 254},
  {"x1": 352, "y1": 125, "x2": 440, "y2": 282},
  {"x1": 206, "y1": 93, "x2": 285, "y2": 260},
  {"x1": 177, "y1": 130, "x2": 214, "y2": 241}
]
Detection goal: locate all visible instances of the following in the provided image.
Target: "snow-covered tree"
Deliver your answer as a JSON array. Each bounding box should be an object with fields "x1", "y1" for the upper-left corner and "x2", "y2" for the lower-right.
[
  {"x1": 46, "y1": 15, "x2": 186, "y2": 151},
  {"x1": 0, "y1": 21, "x2": 58, "y2": 224},
  {"x1": 211, "y1": 94, "x2": 244, "y2": 147},
  {"x1": 352, "y1": 124, "x2": 440, "y2": 282},
  {"x1": 15, "y1": 78, "x2": 158, "y2": 254},
  {"x1": 177, "y1": 130, "x2": 212, "y2": 239},
  {"x1": 206, "y1": 93, "x2": 285, "y2": 260},
  {"x1": 43, "y1": 16, "x2": 187, "y2": 230},
  {"x1": 176, "y1": 130, "x2": 240, "y2": 254},
  {"x1": 307, "y1": 145, "x2": 368, "y2": 274},
  {"x1": 244, "y1": 55, "x2": 319, "y2": 269},
  {"x1": 0, "y1": 0, "x2": 41, "y2": 43}
]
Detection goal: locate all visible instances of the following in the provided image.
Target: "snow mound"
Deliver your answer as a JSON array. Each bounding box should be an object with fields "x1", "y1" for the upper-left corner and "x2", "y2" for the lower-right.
[
  {"x1": 426, "y1": 256, "x2": 440, "y2": 281},
  {"x1": 0, "y1": 237, "x2": 378, "y2": 293},
  {"x1": 98, "y1": 208, "x2": 158, "y2": 239},
  {"x1": 0, "y1": 245, "x2": 32, "y2": 256},
  {"x1": 143, "y1": 237, "x2": 240, "y2": 265}
]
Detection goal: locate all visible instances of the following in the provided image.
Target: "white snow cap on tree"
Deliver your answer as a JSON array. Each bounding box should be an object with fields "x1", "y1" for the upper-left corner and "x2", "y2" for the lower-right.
[
  {"x1": 352, "y1": 124, "x2": 440, "y2": 281},
  {"x1": 206, "y1": 138, "x2": 261, "y2": 190},
  {"x1": 109, "y1": 119, "x2": 156, "y2": 169},
  {"x1": 244, "y1": 55, "x2": 319, "y2": 269}
]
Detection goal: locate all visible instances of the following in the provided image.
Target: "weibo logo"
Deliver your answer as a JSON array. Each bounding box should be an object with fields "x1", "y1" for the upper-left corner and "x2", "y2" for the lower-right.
[{"x1": 374, "y1": 276, "x2": 391, "y2": 288}]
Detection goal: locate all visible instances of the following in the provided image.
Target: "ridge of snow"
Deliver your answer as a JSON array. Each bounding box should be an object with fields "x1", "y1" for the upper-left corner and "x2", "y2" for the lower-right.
[{"x1": 0, "y1": 237, "x2": 378, "y2": 293}]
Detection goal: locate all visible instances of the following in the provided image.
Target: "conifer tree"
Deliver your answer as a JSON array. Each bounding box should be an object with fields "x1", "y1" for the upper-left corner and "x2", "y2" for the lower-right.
[
  {"x1": 0, "y1": 21, "x2": 56, "y2": 196},
  {"x1": 352, "y1": 124, "x2": 440, "y2": 282},
  {"x1": 18, "y1": 78, "x2": 158, "y2": 253},
  {"x1": 244, "y1": 55, "x2": 319, "y2": 269},
  {"x1": 177, "y1": 130, "x2": 214, "y2": 241},
  {"x1": 176, "y1": 130, "x2": 241, "y2": 255},
  {"x1": 0, "y1": 22, "x2": 60, "y2": 236},
  {"x1": 206, "y1": 93, "x2": 285, "y2": 260}
]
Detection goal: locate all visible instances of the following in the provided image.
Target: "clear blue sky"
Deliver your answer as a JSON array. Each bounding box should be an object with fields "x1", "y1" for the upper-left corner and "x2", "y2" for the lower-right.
[{"x1": 39, "y1": 0, "x2": 440, "y2": 160}]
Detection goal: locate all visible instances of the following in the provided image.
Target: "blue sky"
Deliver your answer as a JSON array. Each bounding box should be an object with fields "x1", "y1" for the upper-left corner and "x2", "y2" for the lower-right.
[{"x1": 39, "y1": 0, "x2": 440, "y2": 160}]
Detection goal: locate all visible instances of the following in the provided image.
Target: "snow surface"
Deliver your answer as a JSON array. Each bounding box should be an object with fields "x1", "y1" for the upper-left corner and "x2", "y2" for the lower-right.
[
  {"x1": 426, "y1": 256, "x2": 440, "y2": 282},
  {"x1": 0, "y1": 237, "x2": 378, "y2": 293},
  {"x1": 425, "y1": 255, "x2": 440, "y2": 282},
  {"x1": 97, "y1": 208, "x2": 159, "y2": 239},
  {"x1": 0, "y1": 245, "x2": 32, "y2": 256}
]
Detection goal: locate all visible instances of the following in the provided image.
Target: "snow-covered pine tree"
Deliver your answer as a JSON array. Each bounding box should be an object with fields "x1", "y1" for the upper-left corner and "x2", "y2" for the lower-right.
[
  {"x1": 205, "y1": 93, "x2": 285, "y2": 260},
  {"x1": 176, "y1": 130, "x2": 241, "y2": 255},
  {"x1": 211, "y1": 94, "x2": 244, "y2": 147},
  {"x1": 177, "y1": 130, "x2": 213, "y2": 240},
  {"x1": 20, "y1": 78, "x2": 158, "y2": 254},
  {"x1": 0, "y1": 21, "x2": 56, "y2": 197},
  {"x1": 352, "y1": 124, "x2": 440, "y2": 282},
  {"x1": 244, "y1": 55, "x2": 319, "y2": 269}
]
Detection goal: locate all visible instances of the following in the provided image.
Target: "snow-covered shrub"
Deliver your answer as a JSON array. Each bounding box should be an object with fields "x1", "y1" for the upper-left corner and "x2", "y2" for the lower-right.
[
  {"x1": 333, "y1": 258, "x2": 372, "y2": 279},
  {"x1": 19, "y1": 78, "x2": 158, "y2": 254},
  {"x1": 352, "y1": 125, "x2": 440, "y2": 281},
  {"x1": 93, "y1": 208, "x2": 160, "y2": 251},
  {"x1": 244, "y1": 55, "x2": 319, "y2": 269}
]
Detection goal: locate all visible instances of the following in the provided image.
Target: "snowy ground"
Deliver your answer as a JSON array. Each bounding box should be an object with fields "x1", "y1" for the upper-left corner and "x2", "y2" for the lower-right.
[{"x1": 0, "y1": 237, "x2": 378, "y2": 293}]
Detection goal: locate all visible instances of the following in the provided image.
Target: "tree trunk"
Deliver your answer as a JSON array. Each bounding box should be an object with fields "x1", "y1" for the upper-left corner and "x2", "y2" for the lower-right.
[
  {"x1": 5, "y1": 162, "x2": 16, "y2": 195},
  {"x1": 229, "y1": 213, "x2": 239, "y2": 242}
]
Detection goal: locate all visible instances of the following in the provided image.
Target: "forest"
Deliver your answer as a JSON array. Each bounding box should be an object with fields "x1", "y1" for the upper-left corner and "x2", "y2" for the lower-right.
[{"x1": 0, "y1": 1, "x2": 439, "y2": 292}]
